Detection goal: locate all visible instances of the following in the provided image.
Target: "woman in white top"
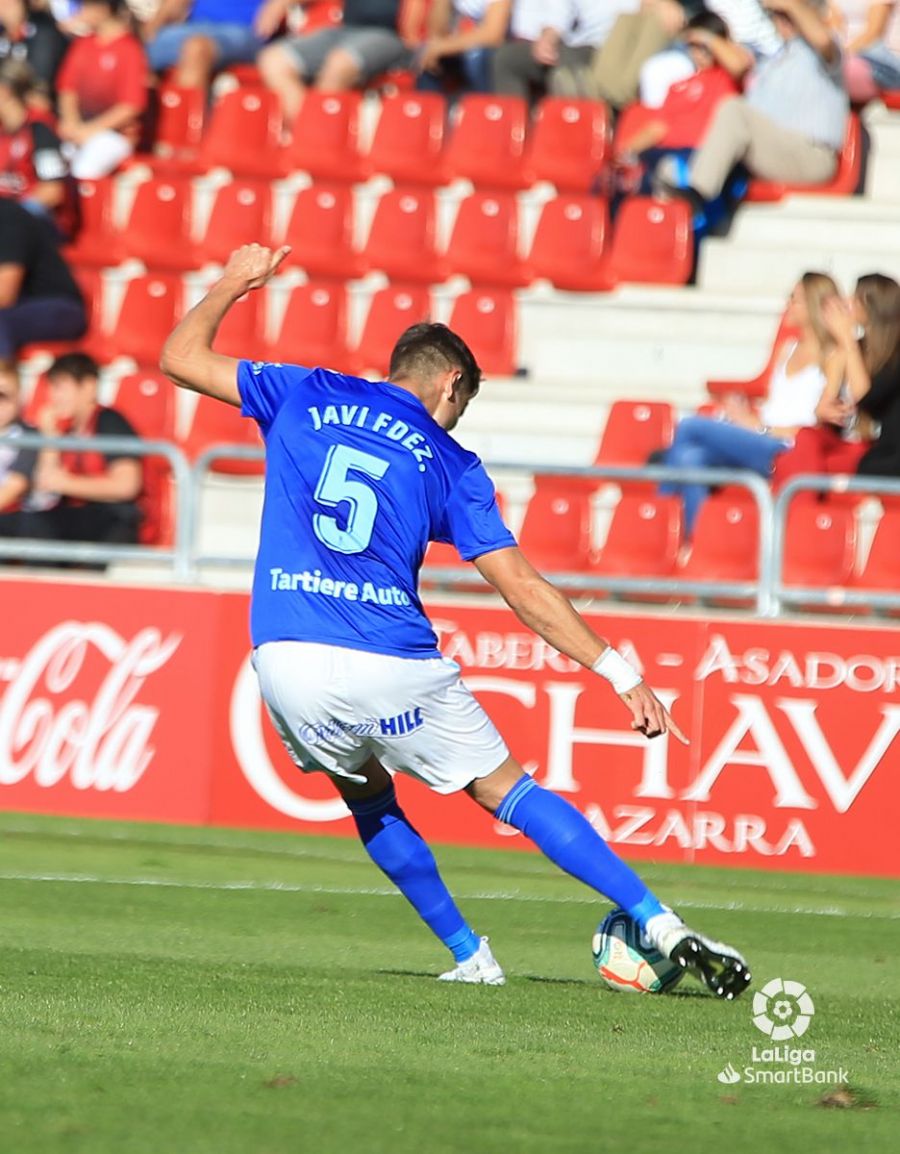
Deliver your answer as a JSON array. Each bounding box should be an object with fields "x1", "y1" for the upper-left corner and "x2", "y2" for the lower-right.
[
  {"x1": 660, "y1": 271, "x2": 844, "y2": 535},
  {"x1": 834, "y1": 0, "x2": 900, "y2": 100},
  {"x1": 416, "y1": 0, "x2": 511, "y2": 93}
]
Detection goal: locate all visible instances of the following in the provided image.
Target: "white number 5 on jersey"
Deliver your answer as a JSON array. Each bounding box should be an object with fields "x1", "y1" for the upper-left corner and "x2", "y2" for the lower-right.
[{"x1": 313, "y1": 444, "x2": 390, "y2": 554}]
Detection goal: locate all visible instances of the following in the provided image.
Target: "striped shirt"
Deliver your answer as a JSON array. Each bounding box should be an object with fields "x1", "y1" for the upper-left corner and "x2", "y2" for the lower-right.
[
  {"x1": 747, "y1": 35, "x2": 849, "y2": 150},
  {"x1": 708, "y1": 0, "x2": 782, "y2": 57}
]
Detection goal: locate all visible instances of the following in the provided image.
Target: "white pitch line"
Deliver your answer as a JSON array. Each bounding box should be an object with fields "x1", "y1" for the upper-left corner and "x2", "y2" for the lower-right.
[{"x1": 0, "y1": 870, "x2": 897, "y2": 921}]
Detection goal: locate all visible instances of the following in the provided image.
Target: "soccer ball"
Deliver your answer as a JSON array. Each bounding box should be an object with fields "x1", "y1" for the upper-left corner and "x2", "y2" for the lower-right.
[{"x1": 591, "y1": 908, "x2": 684, "y2": 994}]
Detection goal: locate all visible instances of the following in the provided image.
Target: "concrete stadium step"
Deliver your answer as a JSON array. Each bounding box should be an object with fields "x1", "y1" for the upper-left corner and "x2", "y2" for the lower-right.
[
  {"x1": 514, "y1": 287, "x2": 783, "y2": 388},
  {"x1": 699, "y1": 239, "x2": 897, "y2": 296}
]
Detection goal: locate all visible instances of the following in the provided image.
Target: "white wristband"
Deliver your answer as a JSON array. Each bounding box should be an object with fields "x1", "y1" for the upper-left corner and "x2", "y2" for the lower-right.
[{"x1": 592, "y1": 647, "x2": 643, "y2": 695}]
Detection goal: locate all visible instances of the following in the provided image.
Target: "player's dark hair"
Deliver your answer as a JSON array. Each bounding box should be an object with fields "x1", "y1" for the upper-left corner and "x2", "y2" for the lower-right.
[
  {"x1": 389, "y1": 323, "x2": 482, "y2": 398},
  {"x1": 46, "y1": 352, "x2": 101, "y2": 383}
]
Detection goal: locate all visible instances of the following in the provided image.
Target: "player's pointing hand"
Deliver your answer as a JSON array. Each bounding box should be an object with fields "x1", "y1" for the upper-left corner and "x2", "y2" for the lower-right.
[
  {"x1": 223, "y1": 243, "x2": 291, "y2": 293},
  {"x1": 621, "y1": 683, "x2": 689, "y2": 744}
]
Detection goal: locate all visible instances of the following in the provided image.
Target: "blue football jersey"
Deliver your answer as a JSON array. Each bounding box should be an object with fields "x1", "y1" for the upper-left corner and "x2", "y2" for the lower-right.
[{"x1": 238, "y1": 361, "x2": 516, "y2": 657}]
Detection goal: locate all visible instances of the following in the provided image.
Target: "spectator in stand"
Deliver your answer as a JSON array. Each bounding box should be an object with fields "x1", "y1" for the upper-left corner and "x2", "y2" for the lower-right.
[
  {"x1": 5, "y1": 351, "x2": 144, "y2": 546},
  {"x1": 835, "y1": 0, "x2": 900, "y2": 100},
  {"x1": 416, "y1": 0, "x2": 510, "y2": 95},
  {"x1": 0, "y1": 198, "x2": 85, "y2": 358},
  {"x1": 658, "y1": 0, "x2": 848, "y2": 212},
  {"x1": 0, "y1": 58, "x2": 68, "y2": 228},
  {"x1": 491, "y1": 0, "x2": 635, "y2": 103},
  {"x1": 639, "y1": 0, "x2": 781, "y2": 108},
  {"x1": 660, "y1": 271, "x2": 843, "y2": 535},
  {"x1": 55, "y1": 0, "x2": 148, "y2": 179},
  {"x1": 773, "y1": 273, "x2": 900, "y2": 485},
  {"x1": 259, "y1": 1, "x2": 416, "y2": 121},
  {"x1": 613, "y1": 11, "x2": 745, "y2": 197},
  {"x1": 0, "y1": 358, "x2": 39, "y2": 516},
  {"x1": 580, "y1": 0, "x2": 689, "y2": 108},
  {"x1": 144, "y1": 0, "x2": 282, "y2": 94},
  {"x1": 0, "y1": 0, "x2": 68, "y2": 103}
]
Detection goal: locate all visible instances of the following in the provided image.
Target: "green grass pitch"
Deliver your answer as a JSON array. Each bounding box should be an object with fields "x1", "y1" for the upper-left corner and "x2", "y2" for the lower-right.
[{"x1": 0, "y1": 811, "x2": 896, "y2": 1154}]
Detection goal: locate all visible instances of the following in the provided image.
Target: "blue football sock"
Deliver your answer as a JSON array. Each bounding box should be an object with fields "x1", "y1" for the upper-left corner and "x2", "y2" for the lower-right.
[
  {"x1": 347, "y1": 784, "x2": 480, "y2": 963},
  {"x1": 495, "y1": 774, "x2": 665, "y2": 927}
]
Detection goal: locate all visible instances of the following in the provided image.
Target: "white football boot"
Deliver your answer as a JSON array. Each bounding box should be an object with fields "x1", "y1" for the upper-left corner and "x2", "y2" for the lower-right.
[
  {"x1": 438, "y1": 937, "x2": 506, "y2": 985},
  {"x1": 643, "y1": 910, "x2": 751, "y2": 1000}
]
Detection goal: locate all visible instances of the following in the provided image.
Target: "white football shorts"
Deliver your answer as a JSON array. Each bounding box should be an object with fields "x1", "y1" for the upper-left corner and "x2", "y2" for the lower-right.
[{"x1": 252, "y1": 641, "x2": 510, "y2": 794}]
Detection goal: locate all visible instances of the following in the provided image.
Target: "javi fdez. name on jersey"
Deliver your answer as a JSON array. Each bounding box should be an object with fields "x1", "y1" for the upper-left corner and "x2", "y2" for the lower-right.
[
  {"x1": 307, "y1": 405, "x2": 435, "y2": 472},
  {"x1": 268, "y1": 566, "x2": 412, "y2": 607}
]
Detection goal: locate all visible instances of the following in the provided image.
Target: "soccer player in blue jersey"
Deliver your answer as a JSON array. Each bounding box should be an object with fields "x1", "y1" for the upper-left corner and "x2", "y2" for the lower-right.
[{"x1": 161, "y1": 244, "x2": 751, "y2": 1000}]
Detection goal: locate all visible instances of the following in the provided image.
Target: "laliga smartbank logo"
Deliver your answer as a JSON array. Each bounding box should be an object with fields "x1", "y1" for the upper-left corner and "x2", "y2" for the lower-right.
[{"x1": 716, "y1": 979, "x2": 849, "y2": 1088}]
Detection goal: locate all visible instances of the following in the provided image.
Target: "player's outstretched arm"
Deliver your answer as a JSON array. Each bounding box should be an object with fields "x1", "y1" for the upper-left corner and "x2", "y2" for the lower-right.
[
  {"x1": 474, "y1": 546, "x2": 688, "y2": 744},
  {"x1": 160, "y1": 243, "x2": 290, "y2": 405}
]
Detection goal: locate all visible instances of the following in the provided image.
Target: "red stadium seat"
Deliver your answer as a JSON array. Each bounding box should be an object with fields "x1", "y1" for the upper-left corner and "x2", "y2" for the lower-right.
[
  {"x1": 150, "y1": 83, "x2": 206, "y2": 166},
  {"x1": 266, "y1": 281, "x2": 351, "y2": 371},
  {"x1": 518, "y1": 477, "x2": 593, "y2": 572},
  {"x1": 441, "y1": 95, "x2": 529, "y2": 190},
  {"x1": 607, "y1": 197, "x2": 694, "y2": 286},
  {"x1": 280, "y1": 91, "x2": 366, "y2": 182},
  {"x1": 91, "y1": 273, "x2": 183, "y2": 366},
  {"x1": 677, "y1": 495, "x2": 760, "y2": 604},
  {"x1": 120, "y1": 176, "x2": 196, "y2": 271},
  {"x1": 594, "y1": 400, "x2": 675, "y2": 472},
  {"x1": 447, "y1": 289, "x2": 517, "y2": 376},
  {"x1": 881, "y1": 89, "x2": 900, "y2": 110},
  {"x1": 184, "y1": 394, "x2": 265, "y2": 476},
  {"x1": 745, "y1": 114, "x2": 862, "y2": 201},
  {"x1": 591, "y1": 494, "x2": 682, "y2": 584},
  {"x1": 195, "y1": 88, "x2": 282, "y2": 178},
  {"x1": 352, "y1": 285, "x2": 431, "y2": 376},
  {"x1": 444, "y1": 192, "x2": 530, "y2": 288},
  {"x1": 112, "y1": 370, "x2": 177, "y2": 545},
  {"x1": 527, "y1": 194, "x2": 613, "y2": 292},
  {"x1": 113, "y1": 369, "x2": 176, "y2": 440},
  {"x1": 281, "y1": 183, "x2": 365, "y2": 280},
  {"x1": 782, "y1": 502, "x2": 856, "y2": 590},
  {"x1": 64, "y1": 178, "x2": 121, "y2": 266},
  {"x1": 362, "y1": 187, "x2": 445, "y2": 283},
  {"x1": 218, "y1": 62, "x2": 264, "y2": 89},
  {"x1": 525, "y1": 97, "x2": 610, "y2": 193},
  {"x1": 196, "y1": 180, "x2": 273, "y2": 266},
  {"x1": 849, "y1": 508, "x2": 900, "y2": 612},
  {"x1": 706, "y1": 309, "x2": 797, "y2": 401},
  {"x1": 366, "y1": 91, "x2": 447, "y2": 185},
  {"x1": 297, "y1": 0, "x2": 344, "y2": 32}
]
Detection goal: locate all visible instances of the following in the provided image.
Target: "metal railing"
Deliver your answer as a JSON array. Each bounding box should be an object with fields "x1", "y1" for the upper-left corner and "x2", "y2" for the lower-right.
[
  {"x1": 6, "y1": 440, "x2": 899, "y2": 620},
  {"x1": 0, "y1": 434, "x2": 194, "y2": 581},
  {"x1": 771, "y1": 474, "x2": 900, "y2": 615},
  {"x1": 189, "y1": 454, "x2": 778, "y2": 614}
]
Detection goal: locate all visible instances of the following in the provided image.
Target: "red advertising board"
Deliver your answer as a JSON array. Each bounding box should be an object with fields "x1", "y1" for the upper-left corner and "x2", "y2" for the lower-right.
[
  {"x1": 0, "y1": 578, "x2": 220, "y2": 824},
  {"x1": 1, "y1": 576, "x2": 898, "y2": 876}
]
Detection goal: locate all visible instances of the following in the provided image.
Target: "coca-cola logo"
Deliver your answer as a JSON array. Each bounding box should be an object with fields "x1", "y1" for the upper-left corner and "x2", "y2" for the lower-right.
[
  {"x1": 230, "y1": 655, "x2": 348, "y2": 822},
  {"x1": 0, "y1": 622, "x2": 181, "y2": 791}
]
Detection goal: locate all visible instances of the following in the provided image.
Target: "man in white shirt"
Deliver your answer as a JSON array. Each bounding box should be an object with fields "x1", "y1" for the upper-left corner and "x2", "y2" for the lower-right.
[{"x1": 493, "y1": 0, "x2": 637, "y2": 101}]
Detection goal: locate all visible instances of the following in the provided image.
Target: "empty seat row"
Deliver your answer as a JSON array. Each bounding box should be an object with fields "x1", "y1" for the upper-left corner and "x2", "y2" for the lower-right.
[
  {"x1": 22, "y1": 274, "x2": 518, "y2": 377},
  {"x1": 149, "y1": 88, "x2": 611, "y2": 193},
  {"x1": 68, "y1": 176, "x2": 694, "y2": 291},
  {"x1": 424, "y1": 482, "x2": 899, "y2": 608}
]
